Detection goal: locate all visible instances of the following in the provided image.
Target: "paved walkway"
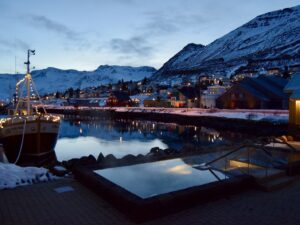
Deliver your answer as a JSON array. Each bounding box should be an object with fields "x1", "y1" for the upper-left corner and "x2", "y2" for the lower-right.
[{"x1": 1, "y1": 177, "x2": 300, "y2": 225}]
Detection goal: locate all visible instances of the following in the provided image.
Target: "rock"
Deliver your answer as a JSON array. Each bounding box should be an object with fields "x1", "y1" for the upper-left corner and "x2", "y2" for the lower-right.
[
  {"x1": 149, "y1": 147, "x2": 166, "y2": 156},
  {"x1": 157, "y1": 149, "x2": 165, "y2": 155},
  {"x1": 64, "y1": 158, "x2": 80, "y2": 170},
  {"x1": 121, "y1": 154, "x2": 136, "y2": 164},
  {"x1": 97, "y1": 153, "x2": 105, "y2": 163},
  {"x1": 50, "y1": 165, "x2": 68, "y2": 177},
  {"x1": 136, "y1": 154, "x2": 145, "y2": 161},
  {"x1": 150, "y1": 147, "x2": 161, "y2": 154},
  {"x1": 65, "y1": 155, "x2": 97, "y2": 170},
  {"x1": 164, "y1": 148, "x2": 177, "y2": 155},
  {"x1": 79, "y1": 155, "x2": 97, "y2": 166},
  {"x1": 105, "y1": 154, "x2": 117, "y2": 163}
]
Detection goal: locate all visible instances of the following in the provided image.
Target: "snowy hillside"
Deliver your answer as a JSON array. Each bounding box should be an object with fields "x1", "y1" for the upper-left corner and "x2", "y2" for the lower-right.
[
  {"x1": 0, "y1": 65, "x2": 156, "y2": 100},
  {"x1": 154, "y1": 5, "x2": 300, "y2": 81}
]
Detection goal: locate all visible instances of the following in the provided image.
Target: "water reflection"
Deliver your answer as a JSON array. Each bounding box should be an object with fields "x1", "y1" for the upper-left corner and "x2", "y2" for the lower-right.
[
  {"x1": 167, "y1": 164, "x2": 192, "y2": 175},
  {"x1": 55, "y1": 118, "x2": 252, "y2": 161},
  {"x1": 95, "y1": 158, "x2": 228, "y2": 199},
  {"x1": 55, "y1": 137, "x2": 167, "y2": 161}
]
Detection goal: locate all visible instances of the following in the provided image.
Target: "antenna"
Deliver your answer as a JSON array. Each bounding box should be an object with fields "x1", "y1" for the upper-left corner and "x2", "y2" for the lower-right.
[
  {"x1": 24, "y1": 49, "x2": 35, "y2": 74},
  {"x1": 15, "y1": 56, "x2": 16, "y2": 74},
  {"x1": 23, "y1": 49, "x2": 36, "y2": 115}
]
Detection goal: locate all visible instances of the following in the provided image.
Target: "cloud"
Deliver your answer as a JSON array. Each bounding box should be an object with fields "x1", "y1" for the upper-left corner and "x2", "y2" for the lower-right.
[
  {"x1": 106, "y1": 10, "x2": 205, "y2": 64},
  {"x1": 23, "y1": 15, "x2": 92, "y2": 51},
  {"x1": 107, "y1": 11, "x2": 204, "y2": 56},
  {"x1": 0, "y1": 38, "x2": 30, "y2": 52},
  {"x1": 142, "y1": 12, "x2": 179, "y2": 35},
  {"x1": 141, "y1": 11, "x2": 206, "y2": 36},
  {"x1": 25, "y1": 15, "x2": 81, "y2": 42},
  {"x1": 110, "y1": 36, "x2": 153, "y2": 57}
]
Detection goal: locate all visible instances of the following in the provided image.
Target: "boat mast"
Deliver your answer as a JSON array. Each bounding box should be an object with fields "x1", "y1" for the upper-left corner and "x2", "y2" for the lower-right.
[{"x1": 24, "y1": 49, "x2": 35, "y2": 116}]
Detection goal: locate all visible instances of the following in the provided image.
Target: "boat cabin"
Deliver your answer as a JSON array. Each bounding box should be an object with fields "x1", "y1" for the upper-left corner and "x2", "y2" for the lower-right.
[{"x1": 7, "y1": 101, "x2": 34, "y2": 116}]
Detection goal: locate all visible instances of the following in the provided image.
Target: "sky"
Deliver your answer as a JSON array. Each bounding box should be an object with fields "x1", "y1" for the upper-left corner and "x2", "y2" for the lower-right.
[{"x1": 0, "y1": 0, "x2": 299, "y2": 73}]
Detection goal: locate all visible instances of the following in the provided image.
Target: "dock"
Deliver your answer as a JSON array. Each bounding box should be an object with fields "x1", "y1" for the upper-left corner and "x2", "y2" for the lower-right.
[{"x1": 1, "y1": 176, "x2": 300, "y2": 225}]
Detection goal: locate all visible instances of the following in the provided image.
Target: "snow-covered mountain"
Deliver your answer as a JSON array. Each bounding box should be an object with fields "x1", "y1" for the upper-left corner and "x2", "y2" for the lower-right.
[
  {"x1": 0, "y1": 65, "x2": 156, "y2": 100},
  {"x1": 153, "y1": 5, "x2": 300, "y2": 82}
]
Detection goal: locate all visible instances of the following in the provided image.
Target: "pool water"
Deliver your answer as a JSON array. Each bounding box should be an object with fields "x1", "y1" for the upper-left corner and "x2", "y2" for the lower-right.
[{"x1": 94, "y1": 158, "x2": 228, "y2": 199}]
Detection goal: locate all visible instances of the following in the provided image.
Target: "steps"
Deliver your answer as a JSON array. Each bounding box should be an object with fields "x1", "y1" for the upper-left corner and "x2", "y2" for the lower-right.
[
  {"x1": 257, "y1": 176, "x2": 294, "y2": 192},
  {"x1": 226, "y1": 159, "x2": 294, "y2": 192}
]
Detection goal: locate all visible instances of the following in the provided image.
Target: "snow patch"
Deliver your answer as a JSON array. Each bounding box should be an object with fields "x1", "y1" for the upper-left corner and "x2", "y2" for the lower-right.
[{"x1": 0, "y1": 163, "x2": 56, "y2": 189}]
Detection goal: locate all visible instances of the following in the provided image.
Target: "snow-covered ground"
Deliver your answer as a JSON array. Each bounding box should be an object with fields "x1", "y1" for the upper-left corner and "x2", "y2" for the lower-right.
[
  {"x1": 111, "y1": 107, "x2": 288, "y2": 123},
  {"x1": 0, "y1": 163, "x2": 56, "y2": 190},
  {"x1": 42, "y1": 105, "x2": 289, "y2": 123},
  {"x1": 120, "y1": 108, "x2": 288, "y2": 123}
]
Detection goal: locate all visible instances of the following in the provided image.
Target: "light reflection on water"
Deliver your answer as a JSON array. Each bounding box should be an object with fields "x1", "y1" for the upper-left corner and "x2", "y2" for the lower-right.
[
  {"x1": 55, "y1": 136, "x2": 167, "y2": 161},
  {"x1": 95, "y1": 158, "x2": 228, "y2": 199},
  {"x1": 54, "y1": 118, "x2": 248, "y2": 161}
]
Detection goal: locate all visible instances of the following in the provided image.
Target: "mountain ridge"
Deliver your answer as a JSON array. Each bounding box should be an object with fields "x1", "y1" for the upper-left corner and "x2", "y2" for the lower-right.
[
  {"x1": 153, "y1": 5, "x2": 300, "y2": 82},
  {"x1": 0, "y1": 65, "x2": 156, "y2": 100}
]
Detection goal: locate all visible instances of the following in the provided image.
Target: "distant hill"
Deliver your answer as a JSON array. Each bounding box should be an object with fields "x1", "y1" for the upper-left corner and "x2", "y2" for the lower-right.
[
  {"x1": 0, "y1": 65, "x2": 156, "y2": 100},
  {"x1": 153, "y1": 5, "x2": 300, "y2": 83}
]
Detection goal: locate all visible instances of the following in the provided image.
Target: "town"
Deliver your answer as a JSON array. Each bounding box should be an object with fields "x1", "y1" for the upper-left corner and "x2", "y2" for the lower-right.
[{"x1": 37, "y1": 65, "x2": 299, "y2": 111}]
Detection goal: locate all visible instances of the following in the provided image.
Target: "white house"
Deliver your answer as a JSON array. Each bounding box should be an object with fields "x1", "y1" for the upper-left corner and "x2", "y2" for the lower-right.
[{"x1": 201, "y1": 85, "x2": 227, "y2": 108}]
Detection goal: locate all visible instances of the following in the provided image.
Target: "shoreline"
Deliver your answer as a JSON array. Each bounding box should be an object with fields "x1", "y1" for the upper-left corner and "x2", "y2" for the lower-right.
[{"x1": 43, "y1": 106, "x2": 289, "y2": 136}]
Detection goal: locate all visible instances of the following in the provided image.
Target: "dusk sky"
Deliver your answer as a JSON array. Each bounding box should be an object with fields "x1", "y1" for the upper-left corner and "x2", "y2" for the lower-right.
[{"x1": 0, "y1": 0, "x2": 299, "y2": 73}]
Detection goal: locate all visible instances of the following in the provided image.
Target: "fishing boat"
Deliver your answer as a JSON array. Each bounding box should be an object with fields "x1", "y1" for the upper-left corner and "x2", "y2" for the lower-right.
[{"x1": 0, "y1": 50, "x2": 60, "y2": 165}]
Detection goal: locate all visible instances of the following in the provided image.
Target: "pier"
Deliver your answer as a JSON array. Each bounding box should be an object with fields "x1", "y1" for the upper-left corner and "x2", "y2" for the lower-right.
[{"x1": 1, "y1": 176, "x2": 300, "y2": 225}]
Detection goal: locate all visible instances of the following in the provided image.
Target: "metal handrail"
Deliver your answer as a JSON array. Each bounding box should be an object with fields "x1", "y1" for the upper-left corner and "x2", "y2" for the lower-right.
[
  {"x1": 206, "y1": 144, "x2": 247, "y2": 166},
  {"x1": 204, "y1": 140, "x2": 280, "y2": 178}
]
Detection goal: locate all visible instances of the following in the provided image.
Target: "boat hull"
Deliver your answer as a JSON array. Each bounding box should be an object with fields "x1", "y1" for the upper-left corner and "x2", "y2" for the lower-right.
[{"x1": 0, "y1": 119, "x2": 60, "y2": 166}]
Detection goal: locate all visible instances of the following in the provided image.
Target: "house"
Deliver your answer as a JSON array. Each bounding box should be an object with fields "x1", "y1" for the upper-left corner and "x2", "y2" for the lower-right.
[
  {"x1": 0, "y1": 100, "x2": 5, "y2": 108},
  {"x1": 176, "y1": 86, "x2": 199, "y2": 108},
  {"x1": 130, "y1": 94, "x2": 149, "y2": 107},
  {"x1": 267, "y1": 67, "x2": 281, "y2": 75},
  {"x1": 284, "y1": 71, "x2": 300, "y2": 125},
  {"x1": 139, "y1": 84, "x2": 157, "y2": 94},
  {"x1": 127, "y1": 82, "x2": 138, "y2": 95},
  {"x1": 112, "y1": 83, "x2": 122, "y2": 91},
  {"x1": 216, "y1": 75, "x2": 288, "y2": 109},
  {"x1": 217, "y1": 76, "x2": 231, "y2": 87},
  {"x1": 143, "y1": 93, "x2": 170, "y2": 107},
  {"x1": 106, "y1": 91, "x2": 132, "y2": 107},
  {"x1": 289, "y1": 64, "x2": 300, "y2": 73},
  {"x1": 284, "y1": 71, "x2": 300, "y2": 95},
  {"x1": 287, "y1": 90, "x2": 300, "y2": 125},
  {"x1": 232, "y1": 70, "x2": 258, "y2": 82},
  {"x1": 158, "y1": 85, "x2": 172, "y2": 95},
  {"x1": 200, "y1": 85, "x2": 227, "y2": 108},
  {"x1": 68, "y1": 98, "x2": 107, "y2": 107}
]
